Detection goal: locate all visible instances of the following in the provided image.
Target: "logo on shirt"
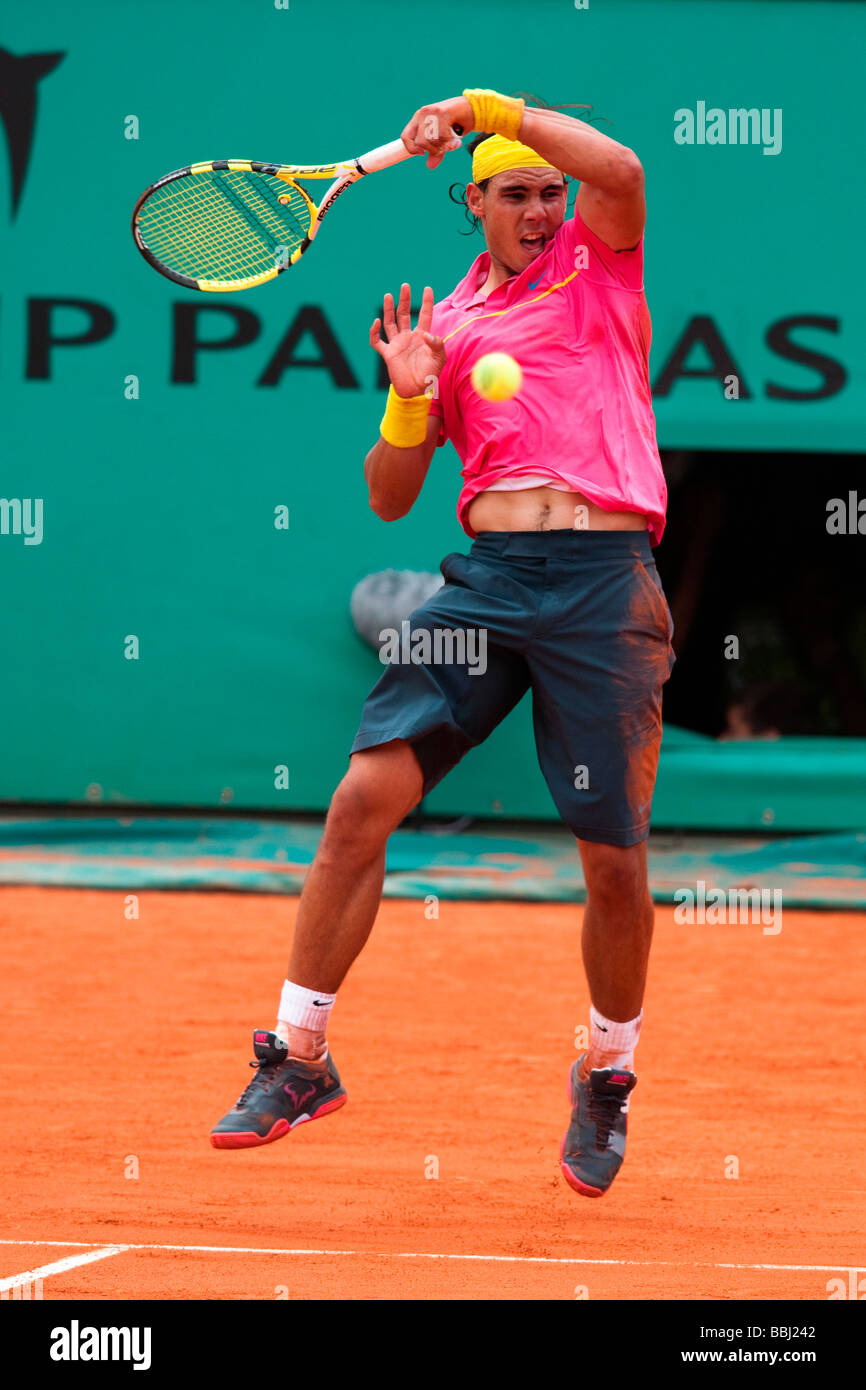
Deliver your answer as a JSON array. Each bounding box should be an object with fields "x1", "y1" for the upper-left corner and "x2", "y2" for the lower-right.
[{"x1": 528, "y1": 276, "x2": 545, "y2": 291}]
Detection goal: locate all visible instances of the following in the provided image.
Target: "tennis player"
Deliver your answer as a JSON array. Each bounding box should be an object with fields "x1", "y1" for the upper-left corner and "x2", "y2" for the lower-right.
[{"x1": 212, "y1": 90, "x2": 674, "y2": 1199}]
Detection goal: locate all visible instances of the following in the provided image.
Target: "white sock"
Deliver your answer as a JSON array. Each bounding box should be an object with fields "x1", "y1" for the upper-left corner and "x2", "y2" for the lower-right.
[
  {"x1": 276, "y1": 979, "x2": 336, "y2": 1059},
  {"x1": 589, "y1": 1005, "x2": 642, "y2": 1071}
]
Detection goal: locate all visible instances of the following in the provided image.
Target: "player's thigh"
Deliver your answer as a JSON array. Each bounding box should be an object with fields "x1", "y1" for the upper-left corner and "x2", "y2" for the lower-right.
[
  {"x1": 404, "y1": 634, "x2": 530, "y2": 796},
  {"x1": 350, "y1": 551, "x2": 534, "y2": 796},
  {"x1": 529, "y1": 555, "x2": 674, "y2": 844}
]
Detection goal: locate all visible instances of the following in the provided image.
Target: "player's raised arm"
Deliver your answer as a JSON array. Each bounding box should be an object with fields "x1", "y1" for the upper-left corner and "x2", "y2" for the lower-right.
[
  {"x1": 519, "y1": 104, "x2": 644, "y2": 251},
  {"x1": 364, "y1": 283, "x2": 446, "y2": 522},
  {"x1": 405, "y1": 90, "x2": 645, "y2": 251}
]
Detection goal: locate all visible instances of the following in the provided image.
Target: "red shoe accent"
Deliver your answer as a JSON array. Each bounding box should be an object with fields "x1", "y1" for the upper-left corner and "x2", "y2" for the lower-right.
[
  {"x1": 210, "y1": 1117, "x2": 290, "y2": 1150},
  {"x1": 305, "y1": 1092, "x2": 348, "y2": 1122},
  {"x1": 559, "y1": 1132, "x2": 606, "y2": 1198},
  {"x1": 210, "y1": 1092, "x2": 346, "y2": 1150}
]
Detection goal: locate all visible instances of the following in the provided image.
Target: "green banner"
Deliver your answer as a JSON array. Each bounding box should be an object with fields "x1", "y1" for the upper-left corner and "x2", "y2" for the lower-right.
[{"x1": 1, "y1": 0, "x2": 863, "y2": 817}]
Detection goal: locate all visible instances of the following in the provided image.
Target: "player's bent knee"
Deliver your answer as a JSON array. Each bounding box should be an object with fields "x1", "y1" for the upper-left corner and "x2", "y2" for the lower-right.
[
  {"x1": 348, "y1": 741, "x2": 423, "y2": 807},
  {"x1": 322, "y1": 743, "x2": 423, "y2": 854},
  {"x1": 318, "y1": 796, "x2": 385, "y2": 862}
]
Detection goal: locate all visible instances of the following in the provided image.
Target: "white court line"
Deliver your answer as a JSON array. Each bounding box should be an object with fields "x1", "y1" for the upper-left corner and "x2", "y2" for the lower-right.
[
  {"x1": 0, "y1": 1245, "x2": 128, "y2": 1292},
  {"x1": 0, "y1": 1239, "x2": 860, "y2": 1274}
]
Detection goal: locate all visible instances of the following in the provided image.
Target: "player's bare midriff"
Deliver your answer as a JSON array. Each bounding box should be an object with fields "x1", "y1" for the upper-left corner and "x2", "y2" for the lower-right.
[{"x1": 467, "y1": 486, "x2": 648, "y2": 534}]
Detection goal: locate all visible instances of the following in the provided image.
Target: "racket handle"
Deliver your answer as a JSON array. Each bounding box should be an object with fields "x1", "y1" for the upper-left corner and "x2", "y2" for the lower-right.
[{"x1": 357, "y1": 124, "x2": 464, "y2": 175}]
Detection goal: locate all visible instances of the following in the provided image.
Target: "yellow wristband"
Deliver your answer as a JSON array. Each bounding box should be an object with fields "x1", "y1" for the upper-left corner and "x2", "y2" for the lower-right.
[
  {"x1": 379, "y1": 384, "x2": 432, "y2": 448},
  {"x1": 463, "y1": 89, "x2": 525, "y2": 141}
]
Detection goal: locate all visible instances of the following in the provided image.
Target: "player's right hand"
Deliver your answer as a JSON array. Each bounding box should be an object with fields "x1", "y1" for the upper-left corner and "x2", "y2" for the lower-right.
[
  {"x1": 370, "y1": 283, "x2": 446, "y2": 400},
  {"x1": 401, "y1": 97, "x2": 472, "y2": 168}
]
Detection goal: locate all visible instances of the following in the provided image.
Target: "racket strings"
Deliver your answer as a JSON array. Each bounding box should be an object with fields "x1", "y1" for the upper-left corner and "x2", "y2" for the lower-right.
[{"x1": 137, "y1": 171, "x2": 313, "y2": 284}]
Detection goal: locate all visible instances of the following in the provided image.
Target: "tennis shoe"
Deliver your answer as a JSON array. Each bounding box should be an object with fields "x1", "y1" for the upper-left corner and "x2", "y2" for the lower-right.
[
  {"x1": 211, "y1": 1030, "x2": 346, "y2": 1149},
  {"x1": 560, "y1": 1052, "x2": 637, "y2": 1197}
]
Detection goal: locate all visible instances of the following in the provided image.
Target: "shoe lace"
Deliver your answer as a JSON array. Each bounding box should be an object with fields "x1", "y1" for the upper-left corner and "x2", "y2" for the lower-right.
[
  {"x1": 586, "y1": 1088, "x2": 624, "y2": 1150},
  {"x1": 235, "y1": 1056, "x2": 281, "y2": 1108}
]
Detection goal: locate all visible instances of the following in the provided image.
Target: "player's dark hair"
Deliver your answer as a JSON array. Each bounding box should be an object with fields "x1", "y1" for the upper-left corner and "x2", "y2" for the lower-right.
[
  {"x1": 448, "y1": 95, "x2": 607, "y2": 236},
  {"x1": 448, "y1": 134, "x2": 494, "y2": 236}
]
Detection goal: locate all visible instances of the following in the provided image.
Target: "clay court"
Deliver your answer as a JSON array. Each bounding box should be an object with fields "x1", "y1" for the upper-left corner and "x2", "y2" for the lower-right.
[{"x1": 2, "y1": 884, "x2": 862, "y2": 1301}]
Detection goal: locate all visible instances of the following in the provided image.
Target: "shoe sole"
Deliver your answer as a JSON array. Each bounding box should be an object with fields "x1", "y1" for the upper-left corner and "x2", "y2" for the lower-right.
[
  {"x1": 559, "y1": 1069, "x2": 610, "y2": 1198},
  {"x1": 210, "y1": 1090, "x2": 347, "y2": 1150},
  {"x1": 559, "y1": 1132, "x2": 606, "y2": 1197}
]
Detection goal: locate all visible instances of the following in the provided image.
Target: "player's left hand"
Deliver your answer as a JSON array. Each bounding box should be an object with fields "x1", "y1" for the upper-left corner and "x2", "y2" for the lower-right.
[{"x1": 401, "y1": 96, "x2": 473, "y2": 168}]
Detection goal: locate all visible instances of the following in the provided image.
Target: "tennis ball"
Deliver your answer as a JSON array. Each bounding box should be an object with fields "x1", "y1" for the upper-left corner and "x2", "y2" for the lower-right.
[{"x1": 471, "y1": 352, "x2": 523, "y2": 402}]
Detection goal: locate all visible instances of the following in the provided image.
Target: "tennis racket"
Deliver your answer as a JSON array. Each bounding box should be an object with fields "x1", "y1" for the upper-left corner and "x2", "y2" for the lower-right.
[{"x1": 131, "y1": 126, "x2": 463, "y2": 293}]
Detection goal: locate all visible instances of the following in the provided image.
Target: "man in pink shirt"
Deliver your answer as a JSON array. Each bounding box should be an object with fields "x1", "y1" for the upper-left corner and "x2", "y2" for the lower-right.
[{"x1": 212, "y1": 91, "x2": 674, "y2": 1200}]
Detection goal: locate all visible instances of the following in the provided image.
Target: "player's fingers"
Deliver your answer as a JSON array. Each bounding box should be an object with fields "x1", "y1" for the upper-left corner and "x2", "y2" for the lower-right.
[
  {"x1": 417, "y1": 106, "x2": 450, "y2": 148},
  {"x1": 403, "y1": 106, "x2": 455, "y2": 159},
  {"x1": 396, "y1": 282, "x2": 412, "y2": 333},
  {"x1": 382, "y1": 292, "x2": 397, "y2": 339},
  {"x1": 417, "y1": 286, "x2": 435, "y2": 334},
  {"x1": 370, "y1": 318, "x2": 385, "y2": 354},
  {"x1": 400, "y1": 116, "x2": 424, "y2": 156},
  {"x1": 424, "y1": 129, "x2": 462, "y2": 169},
  {"x1": 423, "y1": 330, "x2": 447, "y2": 365}
]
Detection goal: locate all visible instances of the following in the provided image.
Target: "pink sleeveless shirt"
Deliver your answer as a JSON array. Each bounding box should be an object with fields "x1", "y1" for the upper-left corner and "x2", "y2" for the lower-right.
[{"x1": 428, "y1": 206, "x2": 667, "y2": 544}]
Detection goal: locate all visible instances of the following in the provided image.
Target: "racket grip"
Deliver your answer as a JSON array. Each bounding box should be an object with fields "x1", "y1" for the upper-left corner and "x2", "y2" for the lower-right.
[
  {"x1": 357, "y1": 124, "x2": 464, "y2": 174},
  {"x1": 356, "y1": 138, "x2": 414, "y2": 173}
]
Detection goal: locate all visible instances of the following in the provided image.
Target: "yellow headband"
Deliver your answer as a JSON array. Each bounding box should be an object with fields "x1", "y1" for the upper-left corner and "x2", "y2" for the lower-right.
[{"x1": 471, "y1": 133, "x2": 558, "y2": 185}]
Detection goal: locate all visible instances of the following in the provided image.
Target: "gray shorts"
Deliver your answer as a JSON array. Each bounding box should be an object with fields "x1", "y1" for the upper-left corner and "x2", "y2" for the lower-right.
[{"x1": 350, "y1": 529, "x2": 675, "y2": 846}]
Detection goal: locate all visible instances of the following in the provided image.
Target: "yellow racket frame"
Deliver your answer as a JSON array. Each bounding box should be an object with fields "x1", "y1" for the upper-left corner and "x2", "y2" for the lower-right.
[{"x1": 132, "y1": 131, "x2": 463, "y2": 292}]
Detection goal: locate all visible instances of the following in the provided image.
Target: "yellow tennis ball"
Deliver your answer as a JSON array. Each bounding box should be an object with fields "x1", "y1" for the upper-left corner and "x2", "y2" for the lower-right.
[{"x1": 471, "y1": 352, "x2": 523, "y2": 401}]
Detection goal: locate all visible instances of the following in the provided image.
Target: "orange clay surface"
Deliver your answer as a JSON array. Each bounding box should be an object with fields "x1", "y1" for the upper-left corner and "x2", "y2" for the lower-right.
[{"x1": 1, "y1": 885, "x2": 864, "y2": 1301}]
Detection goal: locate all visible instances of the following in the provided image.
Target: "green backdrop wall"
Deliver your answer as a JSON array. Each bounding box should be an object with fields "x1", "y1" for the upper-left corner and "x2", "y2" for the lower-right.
[{"x1": 1, "y1": 0, "x2": 863, "y2": 820}]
